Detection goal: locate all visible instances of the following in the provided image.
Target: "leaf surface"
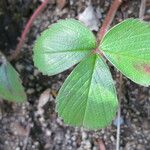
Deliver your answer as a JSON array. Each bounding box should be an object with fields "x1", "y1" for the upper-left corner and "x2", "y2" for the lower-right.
[
  {"x1": 33, "y1": 19, "x2": 96, "y2": 75},
  {"x1": 100, "y1": 19, "x2": 150, "y2": 86},
  {"x1": 0, "y1": 55, "x2": 26, "y2": 102},
  {"x1": 56, "y1": 54, "x2": 118, "y2": 129}
]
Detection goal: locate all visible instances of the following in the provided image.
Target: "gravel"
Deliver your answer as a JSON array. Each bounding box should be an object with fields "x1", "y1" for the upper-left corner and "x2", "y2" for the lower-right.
[{"x1": 0, "y1": 0, "x2": 150, "y2": 150}]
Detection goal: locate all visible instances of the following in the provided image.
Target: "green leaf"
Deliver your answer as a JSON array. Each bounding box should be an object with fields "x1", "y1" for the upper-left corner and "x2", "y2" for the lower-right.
[
  {"x1": 100, "y1": 19, "x2": 150, "y2": 86},
  {"x1": 0, "y1": 55, "x2": 26, "y2": 102},
  {"x1": 56, "y1": 54, "x2": 118, "y2": 129},
  {"x1": 33, "y1": 19, "x2": 96, "y2": 75}
]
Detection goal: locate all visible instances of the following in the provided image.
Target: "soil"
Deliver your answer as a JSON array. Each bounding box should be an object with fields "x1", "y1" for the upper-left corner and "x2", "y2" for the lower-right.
[{"x1": 0, "y1": 0, "x2": 150, "y2": 150}]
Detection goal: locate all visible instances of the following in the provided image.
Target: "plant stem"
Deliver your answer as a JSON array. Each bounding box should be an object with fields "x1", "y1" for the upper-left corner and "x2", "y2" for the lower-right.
[
  {"x1": 97, "y1": 0, "x2": 122, "y2": 43},
  {"x1": 9, "y1": 0, "x2": 49, "y2": 61},
  {"x1": 116, "y1": 106, "x2": 121, "y2": 150},
  {"x1": 96, "y1": 1, "x2": 123, "y2": 148},
  {"x1": 22, "y1": 124, "x2": 31, "y2": 150},
  {"x1": 139, "y1": 0, "x2": 146, "y2": 20},
  {"x1": 116, "y1": 73, "x2": 123, "y2": 150}
]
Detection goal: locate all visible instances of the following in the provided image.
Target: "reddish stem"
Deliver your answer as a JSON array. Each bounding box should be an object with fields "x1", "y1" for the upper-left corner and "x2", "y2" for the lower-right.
[
  {"x1": 10, "y1": 0, "x2": 122, "y2": 60},
  {"x1": 9, "y1": 0, "x2": 49, "y2": 61},
  {"x1": 139, "y1": 0, "x2": 146, "y2": 20},
  {"x1": 97, "y1": 0, "x2": 122, "y2": 43}
]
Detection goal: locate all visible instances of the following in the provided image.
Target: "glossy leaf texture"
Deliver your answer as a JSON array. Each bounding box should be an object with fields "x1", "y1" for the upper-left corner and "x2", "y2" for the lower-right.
[
  {"x1": 100, "y1": 19, "x2": 150, "y2": 86},
  {"x1": 0, "y1": 55, "x2": 27, "y2": 102},
  {"x1": 33, "y1": 19, "x2": 96, "y2": 76},
  {"x1": 56, "y1": 54, "x2": 118, "y2": 129}
]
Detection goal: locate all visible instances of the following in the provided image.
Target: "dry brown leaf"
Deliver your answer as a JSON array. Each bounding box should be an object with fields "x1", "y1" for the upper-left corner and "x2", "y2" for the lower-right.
[
  {"x1": 38, "y1": 88, "x2": 51, "y2": 109},
  {"x1": 11, "y1": 122, "x2": 28, "y2": 136},
  {"x1": 97, "y1": 139, "x2": 106, "y2": 150},
  {"x1": 78, "y1": 5, "x2": 101, "y2": 31},
  {"x1": 57, "y1": 0, "x2": 66, "y2": 9}
]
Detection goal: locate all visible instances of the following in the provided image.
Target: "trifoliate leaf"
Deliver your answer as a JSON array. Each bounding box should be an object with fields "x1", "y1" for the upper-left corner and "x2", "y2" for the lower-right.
[
  {"x1": 0, "y1": 54, "x2": 26, "y2": 102},
  {"x1": 33, "y1": 19, "x2": 96, "y2": 76},
  {"x1": 100, "y1": 19, "x2": 150, "y2": 86},
  {"x1": 56, "y1": 54, "x2": 118, "y2": 129}
]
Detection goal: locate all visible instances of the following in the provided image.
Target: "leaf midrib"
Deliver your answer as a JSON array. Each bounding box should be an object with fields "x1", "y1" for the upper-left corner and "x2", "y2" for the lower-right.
[
  {"x1": 43, "y1": 46, "x2": 96, "y2": 54},
  {"x1": 82, "y1": 55, "x2": 97, "y2": 126}
]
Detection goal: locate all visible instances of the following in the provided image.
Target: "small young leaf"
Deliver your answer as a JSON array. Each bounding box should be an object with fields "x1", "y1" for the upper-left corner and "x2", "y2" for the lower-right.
[
  {"x1": 33, "y1": 19, "x2": 96, "y2": 75},
  {"x1": 56, "y1": 54, "x2": 118, "y2": 129},
  {"x1": 0, "y1": 55, "x2": 26, "y2": 102},
  {"x1": 99, "y1": 19, "x2": 150, "y2": 86}
]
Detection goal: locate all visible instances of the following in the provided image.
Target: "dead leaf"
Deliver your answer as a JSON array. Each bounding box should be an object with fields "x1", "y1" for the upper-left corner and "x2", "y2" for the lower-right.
[
  {"x1": 97, "y1": 139, "x2": 106, "y2": 150},
  {"x1": 37, "y1": 89, "x2": 51, "y2": 115},
  {"x1": 57, "y1": 0, "x2": 66, "y2": 9},
  {"x1": 38, "y1": 89, "x2": 51, "y2": 109},
  {"x1": 11, "y1": 122, "x2": 28, "y2": 136},
  {"x1": 51, "y1": 89, "x2": 57, "y2": 97},
  {"x1": 78, "y1": 5, "x2": 101, "y2": 31}
]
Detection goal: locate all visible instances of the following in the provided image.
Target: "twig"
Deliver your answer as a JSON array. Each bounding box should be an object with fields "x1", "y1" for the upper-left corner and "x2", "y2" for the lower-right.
[
  {"x1": 97, "y1": 139, "x2": 106, "y2": 150},
  {"x1": 97, "y1": 0, "x2": 122, "y2": 43},
  {"x1": 139, "y1": 0, "x2": 146, "y2": 20},
  {"x1": 22, "y1": 124, "x2": 31, "y2": 150},
  {"x1": 9, "y1": 0, "x2": 49, "y2": 61},
  {"x1": 116, "y1": 73, "x2": 123, "y2": 150},
  {"x1": 116, "y1": 105, "x2": 121, "y2": 150},
  {"x1": 147, "y1": 102, "x2": 150, "y2": 120},
  {"x1": 96, "y1": 0, "x2": 123, "y2": 148}
]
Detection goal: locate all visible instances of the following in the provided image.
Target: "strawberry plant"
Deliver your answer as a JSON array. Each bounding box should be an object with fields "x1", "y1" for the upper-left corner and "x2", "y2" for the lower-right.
[
  {"x1": 0, "y1": 0, "x2": 49, "y2": 103},
  {"x1": 33, "y1": 18, "x2": 150, "y2": 129},
  {"x1": 0, "y1": 0, "x2": 149, "y2": 131},
  {"x1": 0, "y1": 52, "x2": 26, "y2": 102}
]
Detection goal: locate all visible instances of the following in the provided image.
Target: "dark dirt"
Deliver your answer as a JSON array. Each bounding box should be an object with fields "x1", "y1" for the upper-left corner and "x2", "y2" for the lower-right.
[{"x1": 0, "y1": 0, "x2": 150, "y2": 150}]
